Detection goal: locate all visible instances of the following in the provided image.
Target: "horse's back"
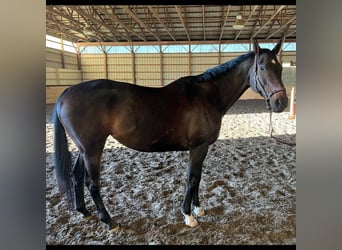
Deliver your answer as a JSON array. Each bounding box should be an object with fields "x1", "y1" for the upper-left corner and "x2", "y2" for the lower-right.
[{"x1": 55, "y1": 79, "x2": 178, "y2": 143}]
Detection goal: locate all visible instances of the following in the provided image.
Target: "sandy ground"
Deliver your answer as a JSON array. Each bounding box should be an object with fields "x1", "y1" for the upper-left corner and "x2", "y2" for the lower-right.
[{"x1": 46, "y1": 99, "x2": 296, "y2": 245}]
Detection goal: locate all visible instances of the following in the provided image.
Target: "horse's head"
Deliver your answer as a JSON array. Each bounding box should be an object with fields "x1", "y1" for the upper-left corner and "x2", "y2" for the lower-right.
[{"x1": 249, "y1": 38, "x2": 288, "y2": 112}]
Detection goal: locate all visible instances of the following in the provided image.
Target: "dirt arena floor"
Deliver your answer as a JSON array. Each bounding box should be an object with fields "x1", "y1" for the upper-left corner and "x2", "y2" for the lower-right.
[{"x1": 46, "y1": 99, "x2": 296, "y2": 245}]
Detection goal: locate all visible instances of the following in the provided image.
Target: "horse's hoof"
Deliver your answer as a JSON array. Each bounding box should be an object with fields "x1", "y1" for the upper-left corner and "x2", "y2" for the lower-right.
[
  {"x1": 193, "y1": 206, "x2": 205, "y2": 217},
  {"x1": 109, "y1": 224, "x2": 120, "y2": 234},
  {"x1": 183, "y1": 214, "x2": 198, "y2": 228}
]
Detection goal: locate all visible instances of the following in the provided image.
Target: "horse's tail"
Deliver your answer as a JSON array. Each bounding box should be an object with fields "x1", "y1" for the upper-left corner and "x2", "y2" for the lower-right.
[{"x1": 53, "y1": 103, "x2": 74, "y2": 209}]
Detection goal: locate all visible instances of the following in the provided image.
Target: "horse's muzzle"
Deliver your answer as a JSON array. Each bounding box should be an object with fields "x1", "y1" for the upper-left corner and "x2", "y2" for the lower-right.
[{"x1": 270, "y1": 92, "x2": 288, "y2": 113}]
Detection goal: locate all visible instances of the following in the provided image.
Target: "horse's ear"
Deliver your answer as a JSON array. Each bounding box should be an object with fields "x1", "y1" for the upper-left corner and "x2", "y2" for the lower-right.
[
  {"x1": 253, "y1": 39, "x2": 260, "y2": 55},
  {"x1": 272, "y1": 38, "x2": 283, "y2": 55}
]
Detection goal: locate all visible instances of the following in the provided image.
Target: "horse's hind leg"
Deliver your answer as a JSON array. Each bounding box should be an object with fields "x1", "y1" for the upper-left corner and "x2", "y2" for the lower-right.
[
  {"x1": 182, "y1": 143, "x2": 208, "y2": 227},
  {"x1": 71, "y1": 152, "x2": 91, "y2": 218},
  {"x1": 82, "y1": 149, "x2": 119, "y2": 232}
]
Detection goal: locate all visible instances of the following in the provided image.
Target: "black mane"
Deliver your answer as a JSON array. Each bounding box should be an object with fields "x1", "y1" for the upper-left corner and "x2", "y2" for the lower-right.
[{"x1": 196, "y1": 52, "x2": 255, "y2": 82}]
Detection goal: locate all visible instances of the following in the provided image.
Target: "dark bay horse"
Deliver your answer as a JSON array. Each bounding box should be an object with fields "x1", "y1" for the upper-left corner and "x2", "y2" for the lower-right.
[{"x1": 53, "y1": 39, "x2": 288, "y2": 232}]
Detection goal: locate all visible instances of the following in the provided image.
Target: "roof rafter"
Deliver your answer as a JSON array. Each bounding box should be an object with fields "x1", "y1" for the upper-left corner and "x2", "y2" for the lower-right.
[
  {"x1": 235, "y1": 5, "x2": 258, "y2": 40},
  {"x1": 266, "y1": 19, "x2": 277, "y2": 38},
  {"x1": 46, "y1": 27, "x2": 83, "y2": 42},
  {"x1": 164, "y1": 6, "x2": 177, "y2": 40},
  {"x1": 146, "y1": 7, "x2": 162, "y2": 41},
  {"x1": 266, "y1": 15, "x2": 296, "y2": 39},
  {"x1": 46, "y1": 5, "x2": 295, "y2": 43},
  {"x1": 284, "y1": 29, "x2": 296, "y2": 39},
  {"x1": 122, "y1": 6, "x2": 161, "y2": 41},
  {"x1": 148, "y1": 6, "x2": 176, "y2": 41},
  {"x1": 46, "y1": 6, "x2": 84, "y2": 28},
  {"x1": 175, "y1": 5, "x2": 191, "y2": 41},
  {"x1": 219, "y1": 5, "x2": 231, "y2": 42},
  {"x1": 251, "y1": 5, "x2": 286, "y2": 39},
  {"x1": 67, "y1": 5, "x2": 127, "y2": 42},
  {"x1": 46, "y1": 17, "x2": 84, "y2": 36},
  {"x1": 96, "y1": 6, "x2": 146, "y2": 42}
]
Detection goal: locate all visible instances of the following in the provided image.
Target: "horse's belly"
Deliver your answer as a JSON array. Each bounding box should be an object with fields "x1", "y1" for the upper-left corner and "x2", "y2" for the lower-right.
[
  {"x1": 113, "y1": 128, "x2": 188, "y2": 152},
  {"x1": 115, "y1": 137, "x2": 188, "y2": 152},
  {"x1": 127, "y1": 143, "x2": 188, "y2": 153}
]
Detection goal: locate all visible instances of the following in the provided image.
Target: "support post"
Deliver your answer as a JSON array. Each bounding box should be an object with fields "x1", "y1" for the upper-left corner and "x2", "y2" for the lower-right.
[
  {"x1": 104, "y1": 52, "x2": 108, "y2": 79},
  {"x1": 160, "y1": 43, "x2": 164, "y2": 86},
  {"x1": 75, "y1": 47, "x2": 83, "y2": 82},
  {"x1": 60, "y1": 35, "x2": 65, "y2": 69},
  {"x1": 219, "y1": 42, "x2": 222, "y2": 64},
  {"x1": 188, "y1": 44, "x2": 191, "y2": 75},
  {"x1": 288, "y1": 87, "x2": 296, "y2": 120},
  {"x1": 131, "y1": 46, "x2": 136, "y2": 84}
]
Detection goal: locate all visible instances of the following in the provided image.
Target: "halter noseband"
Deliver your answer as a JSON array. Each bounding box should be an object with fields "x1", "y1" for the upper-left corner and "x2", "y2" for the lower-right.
[{"x1": 251, "y1": 54, "x2": 286, "y2": 110}]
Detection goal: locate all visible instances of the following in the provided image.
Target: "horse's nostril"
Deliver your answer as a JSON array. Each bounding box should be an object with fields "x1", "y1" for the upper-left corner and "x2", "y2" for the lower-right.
[
  {"x1": 277, "y1": 98, "x2": 282, "y2": 107},
  {"x1": 275, "y1": 97, "x2": 288, "y2": 111}
]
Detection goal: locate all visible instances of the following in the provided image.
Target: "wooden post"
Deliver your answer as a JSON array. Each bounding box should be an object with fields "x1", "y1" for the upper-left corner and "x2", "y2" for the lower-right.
[
  {"x1": 75, "y1": 47, "x2": 83, "y2": 82},
  {"x1": 288, "y1": 87, "x2": 296, "y2": 120},
  {"x1": 160, "y1": 43, "x2": 163, "y2": 86},
  {"x1": 218, "y1": 42, "x2": 222, "y2": 64},
  {"x1": 131, "y1": 46, "x2": 136, "y2": 84},
  {"x1": 188, "y1": 44, "x2": 191, "y2": 75},
  {"x1": 76, "y1": 48, "x2": 81, "y2": 70},
  {"x1": 60, "y1": 35, "x2": 65, "y2": 69},
  {"x1": 104, "y1": 52, "x2": 108, "y2": 79}
]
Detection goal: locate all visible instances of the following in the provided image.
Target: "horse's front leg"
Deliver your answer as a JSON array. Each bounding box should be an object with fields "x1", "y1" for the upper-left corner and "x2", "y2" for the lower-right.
[{"x1": 181, "y1": 143, "x2": 208, "y2": 227}]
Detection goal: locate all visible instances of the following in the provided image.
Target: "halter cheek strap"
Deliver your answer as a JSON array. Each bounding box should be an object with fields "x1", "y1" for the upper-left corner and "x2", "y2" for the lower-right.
[
  {"x1": 252, "y1": 55, "x2": 286, "y2": 109},
  {"x1": 254, "y1": 73, "x2": 272, "y2": 110}
]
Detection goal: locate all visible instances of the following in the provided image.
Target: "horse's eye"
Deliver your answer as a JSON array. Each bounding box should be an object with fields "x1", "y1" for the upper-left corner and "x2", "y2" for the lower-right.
[{"x1": 259, "y1": 65, "x2": 265, "y2": 71}]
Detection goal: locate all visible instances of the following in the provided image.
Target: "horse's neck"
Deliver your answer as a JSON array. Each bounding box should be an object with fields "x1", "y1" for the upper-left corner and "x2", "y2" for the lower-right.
[{"x1": 215, "y1": 58, "x2": 253, "y2": 114}]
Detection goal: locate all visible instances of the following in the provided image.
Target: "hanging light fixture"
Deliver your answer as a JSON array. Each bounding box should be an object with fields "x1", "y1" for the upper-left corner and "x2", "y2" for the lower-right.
[
  {"x1": 233, "y1": 14, "x2": 245, "y2": 30},
  {"x1": 83, "y1": 24, "x2": 96, "y2": 36}
]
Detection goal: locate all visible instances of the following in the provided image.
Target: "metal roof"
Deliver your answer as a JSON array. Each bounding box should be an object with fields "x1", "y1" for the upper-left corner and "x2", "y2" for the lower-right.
[{"x1": 46, "y1": 5, "x2": 296, "y2": 44}]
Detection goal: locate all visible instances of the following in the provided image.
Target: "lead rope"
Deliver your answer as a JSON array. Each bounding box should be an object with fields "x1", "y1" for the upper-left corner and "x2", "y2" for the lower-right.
[{"x1": 268, "y1": 110, "x2": 296, "y2": 146}]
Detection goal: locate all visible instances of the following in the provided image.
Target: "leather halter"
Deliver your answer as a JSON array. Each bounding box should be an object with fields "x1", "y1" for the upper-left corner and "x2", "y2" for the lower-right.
[{"x1": 251, "y1": 54, "x2": 286, "y2": 110}]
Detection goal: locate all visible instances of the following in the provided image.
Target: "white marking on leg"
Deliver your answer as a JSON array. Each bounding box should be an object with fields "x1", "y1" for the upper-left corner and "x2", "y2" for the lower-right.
[
  {"x1": 193, "y1": 206, "x2": 205, "y2": 217},
  {"x1": 183, "y1": 213, "x2": 198, "y2": 227}
]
